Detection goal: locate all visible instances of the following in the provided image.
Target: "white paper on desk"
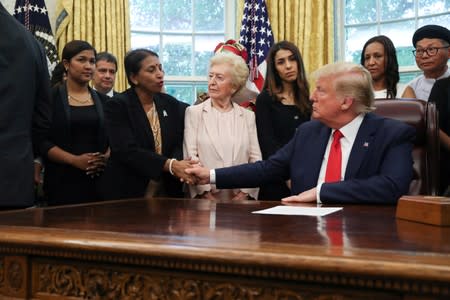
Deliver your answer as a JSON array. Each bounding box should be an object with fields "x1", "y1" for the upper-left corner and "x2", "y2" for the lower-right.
[{"x1": 252, "y1": 206, "x2": 342, "y2": 216}]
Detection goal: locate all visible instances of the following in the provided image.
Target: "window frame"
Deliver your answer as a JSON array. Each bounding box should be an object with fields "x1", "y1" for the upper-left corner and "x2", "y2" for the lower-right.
[
  {"x1": 129, "y1": 0, "x2": 236, "y2": 103},
  {"x1": 335, "y1": 0, "x2": 450, "y2": 80}
]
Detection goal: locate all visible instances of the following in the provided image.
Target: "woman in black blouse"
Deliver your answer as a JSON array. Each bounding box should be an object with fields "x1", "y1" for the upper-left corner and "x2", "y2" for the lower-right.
[
  {"x1": 40, "y1": 40, "x2": 109, "y2": 205},
  {"x1": 256, "y1": 41, "x2": 311, "y2": 200}
]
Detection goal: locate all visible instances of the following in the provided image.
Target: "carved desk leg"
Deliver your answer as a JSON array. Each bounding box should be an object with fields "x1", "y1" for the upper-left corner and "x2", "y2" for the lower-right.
[{"x1": 0, "y1": 255, "x2": 29, "y2": 299}]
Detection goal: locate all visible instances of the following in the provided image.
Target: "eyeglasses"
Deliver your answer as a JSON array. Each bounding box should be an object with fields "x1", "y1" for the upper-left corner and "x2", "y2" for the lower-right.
[{"x1": 412, "y1": 46, "x2": 449, "y2": 57}]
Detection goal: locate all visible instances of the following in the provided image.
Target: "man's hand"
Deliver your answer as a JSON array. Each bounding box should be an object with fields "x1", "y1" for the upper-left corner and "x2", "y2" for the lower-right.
[
  {"x1": 185, "y1": 165, "x2": 211, "y2": 185},
  {"x1": 281, "y1": 187, "x2": 317, "y2": 203},
  {"x1": 171, "y1": 159, "x2": 198, "y2": 184}
]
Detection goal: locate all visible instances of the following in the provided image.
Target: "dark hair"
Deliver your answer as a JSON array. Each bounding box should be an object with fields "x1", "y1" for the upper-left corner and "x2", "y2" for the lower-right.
[
  {"x1": 360, "y1": 35, "x2": 399, "y2": 99},
  {"x1": 96, "y1": 51, "x2": 118, "y2": 70},
  {"x1": 264, "y1": 41, "x2": 310, "y2": 114},
  {"x1": 124, "y1": 48, "x2": 159, "y2": 87},
  {"x1": 62, "y1": 40, "x2": 97, "y2": 62},
  {"x1": 50, "y1": 61, "x2": 66, "y2": 87}
]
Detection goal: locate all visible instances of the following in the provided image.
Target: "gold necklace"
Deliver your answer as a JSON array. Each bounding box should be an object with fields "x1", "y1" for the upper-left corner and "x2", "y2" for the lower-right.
[{"x1": 68, "y1": 94, "x2": 92, "y2": 104}]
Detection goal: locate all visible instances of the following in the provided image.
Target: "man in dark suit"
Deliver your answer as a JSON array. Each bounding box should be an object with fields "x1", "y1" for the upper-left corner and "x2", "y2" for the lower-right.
[
  {"x1": 186, "y1": 62, "x2": 415, "y2": 204},
  {"x1": 0, "y1": 3, "x2": 51, "y2": 208},
  {"x1": 92, "y1": 52, "x2": 118, "y2": 97}
]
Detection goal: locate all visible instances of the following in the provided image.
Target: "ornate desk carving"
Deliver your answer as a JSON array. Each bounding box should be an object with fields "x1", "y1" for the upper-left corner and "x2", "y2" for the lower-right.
[{"x1": 0, "y1": 198, "x2": 449, "y2": 299}]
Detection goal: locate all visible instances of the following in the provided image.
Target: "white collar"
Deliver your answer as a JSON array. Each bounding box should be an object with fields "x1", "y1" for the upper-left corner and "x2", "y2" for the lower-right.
[
  {"x1": 93, "y1": 86, "x2": 114, "y2": 97},
  {"x1": 333, "y1": 114, "x2": 365, "y2": 143}
]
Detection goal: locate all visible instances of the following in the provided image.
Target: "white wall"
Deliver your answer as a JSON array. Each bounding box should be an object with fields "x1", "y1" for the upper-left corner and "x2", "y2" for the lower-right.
[{"x1": 1, "y1": 0, "x2": 57, "y2": 31}]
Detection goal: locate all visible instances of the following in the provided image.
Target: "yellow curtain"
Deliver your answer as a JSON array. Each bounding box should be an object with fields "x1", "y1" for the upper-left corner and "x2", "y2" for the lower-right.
[
  {"x1": 55, "y1": 0, "x2": 131, "y2": 92},
  {"x1": 236, "y1": 0, "x2": 334, "y2": 76}
]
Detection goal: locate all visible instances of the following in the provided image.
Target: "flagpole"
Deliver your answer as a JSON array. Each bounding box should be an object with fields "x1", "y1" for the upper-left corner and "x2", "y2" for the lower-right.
[{"x1": 24, "y1": 0, "x2": 30, "y2": 30}]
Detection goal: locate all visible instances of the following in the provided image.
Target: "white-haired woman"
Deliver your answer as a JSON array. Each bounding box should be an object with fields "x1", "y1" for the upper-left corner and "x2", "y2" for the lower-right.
[{"x1": 183, "y1": 52, "x2": 262, "y2": 200}]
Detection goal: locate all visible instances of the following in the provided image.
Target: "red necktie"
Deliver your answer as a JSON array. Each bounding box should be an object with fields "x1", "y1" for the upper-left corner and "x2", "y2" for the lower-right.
[{"x1": 325, "y1": 130, "x2": 343, "y2": 183}]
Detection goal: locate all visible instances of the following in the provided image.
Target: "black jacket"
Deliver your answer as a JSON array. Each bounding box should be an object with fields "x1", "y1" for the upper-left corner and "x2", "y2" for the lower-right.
[
  {"x1": 0, "y1": 4, "x2": 52, "y2": 207},
  {"x1": 100, "y1": 88, "x2": 188, "y2": 200}
]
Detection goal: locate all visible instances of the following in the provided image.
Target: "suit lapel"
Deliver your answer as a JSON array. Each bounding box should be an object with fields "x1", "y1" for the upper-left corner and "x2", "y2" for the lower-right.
[
  {"x1": 232, "y1": 106, "x2": 245, "y2": 162},
  {"x1": 59, "y1": 84, "x2": 71, "y2": 131},
  {"x1": 345, "y1": 114, "x2": 378, "y2": 179},
  {"x1": 55, "y1": 84, "x2": 73, "y2": 150},
  {"x1": 128, "y1": 89, "x2": 155, "y2": 150},
  {"x1": 308, "y1": 125, "x2": 331, "y2": 186},
  {"x1": 154, "y1": 94, "x2": 169, "y2": 154},
  {"x1": 202, "y1": 99, "x2": 225, "y2": 161}
]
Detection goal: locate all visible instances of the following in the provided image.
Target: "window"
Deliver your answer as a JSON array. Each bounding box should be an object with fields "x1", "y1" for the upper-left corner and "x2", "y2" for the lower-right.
[
  {"x1": 336, "y1": 0, "x2": 450, "y2": 83},
  {"x1": 129, "y1": 0, "x2": 235, "y2": 104}
]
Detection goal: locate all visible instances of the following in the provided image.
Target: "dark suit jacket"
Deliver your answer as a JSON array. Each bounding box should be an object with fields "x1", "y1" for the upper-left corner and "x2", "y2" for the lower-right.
[
  {"x1": 429, "y1": 77, "x2": 450, "y2": 194},
  {"x1": 40, "y1": 84, "x2": 109, "y2": 200},
  {"x1": 0, "y1": 4, "x2": 52, "y2": 207},
  {"x1": 94, "y1": 89, "x2": 119, "y2": 98},
  {"x1": 216, "y1": 113, "x2": 415, "y2": 204},
  {"x1": 100, "y1": 88, "x2": 188, "y2": 200}
]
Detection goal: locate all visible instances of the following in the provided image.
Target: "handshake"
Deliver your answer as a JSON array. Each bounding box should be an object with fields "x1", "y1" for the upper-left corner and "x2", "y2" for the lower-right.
[
  {"x1": 166, "y1": 158, "x2": 317, "y2": 203},
  {"x1": 166, "y1": 158, "x2": 209, "y2": 185}
]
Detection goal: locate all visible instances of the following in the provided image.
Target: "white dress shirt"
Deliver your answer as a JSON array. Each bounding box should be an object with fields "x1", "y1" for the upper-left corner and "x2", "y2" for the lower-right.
[{"x1": 316, "y1": 114, "x2": 365, "y2": 202}]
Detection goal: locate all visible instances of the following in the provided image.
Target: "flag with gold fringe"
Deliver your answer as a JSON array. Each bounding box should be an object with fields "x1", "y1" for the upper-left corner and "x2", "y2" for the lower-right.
[{"x1": 239, "y1": 0, "x2": 274, "y2": 92}]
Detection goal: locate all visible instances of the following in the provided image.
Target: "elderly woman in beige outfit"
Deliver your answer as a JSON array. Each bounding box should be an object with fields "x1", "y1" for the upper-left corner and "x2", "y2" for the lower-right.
[{"x1": 183, "y1": 52, "x2": 262, "y2": 200}]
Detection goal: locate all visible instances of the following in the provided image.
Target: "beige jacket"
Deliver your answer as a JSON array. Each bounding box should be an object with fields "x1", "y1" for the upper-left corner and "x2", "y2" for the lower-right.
[{"x1": 183, "y1": 99, "x2": 262, "y2": 199}]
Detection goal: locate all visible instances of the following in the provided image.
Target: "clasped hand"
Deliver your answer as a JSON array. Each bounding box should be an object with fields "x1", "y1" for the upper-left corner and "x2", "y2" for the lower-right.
[
  {"x1": 170, "y1": 159, "x2": 215, "y2": 185},
  {"x1": 169, "y1": 158, "x2": 200, "y2": 184},
  {"x1": 73, "y1": 152, "x2": 108, "y2": 177},
  {"x1": 183, "y1": 164, "x2": 211, "y2": 185},
  {"x1": 182, "y1": 167, "x2": 318, "y2": 203}
]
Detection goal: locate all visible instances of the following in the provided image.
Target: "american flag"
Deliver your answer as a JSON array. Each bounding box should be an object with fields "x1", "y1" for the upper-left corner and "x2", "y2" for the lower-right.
[
  {"x1": 13, "y1": 0, "x2": 59, "y2": 74},
  {"x1": 239, "y1": 0, "x2": 274, "y2": 92}
]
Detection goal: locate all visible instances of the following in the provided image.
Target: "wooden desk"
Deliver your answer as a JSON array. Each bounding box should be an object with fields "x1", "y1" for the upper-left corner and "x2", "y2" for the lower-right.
[{"x1": 0, "y1": 198, "x2": 449, "y2": 299}]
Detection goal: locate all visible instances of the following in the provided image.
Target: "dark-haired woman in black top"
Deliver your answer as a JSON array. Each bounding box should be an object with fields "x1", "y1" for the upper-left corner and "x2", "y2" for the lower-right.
[
  {"x1": 40, "y1": 40, "x2": 109, "y2": 205},
  {"x1": 256, "y1": 41, "x2": 311, "y2": 200}
]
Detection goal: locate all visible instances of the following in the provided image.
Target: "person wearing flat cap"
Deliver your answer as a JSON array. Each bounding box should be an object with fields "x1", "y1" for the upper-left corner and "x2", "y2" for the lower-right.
[{"x1": 403, "y1": 24, "x2": 450, "y2": 100}]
